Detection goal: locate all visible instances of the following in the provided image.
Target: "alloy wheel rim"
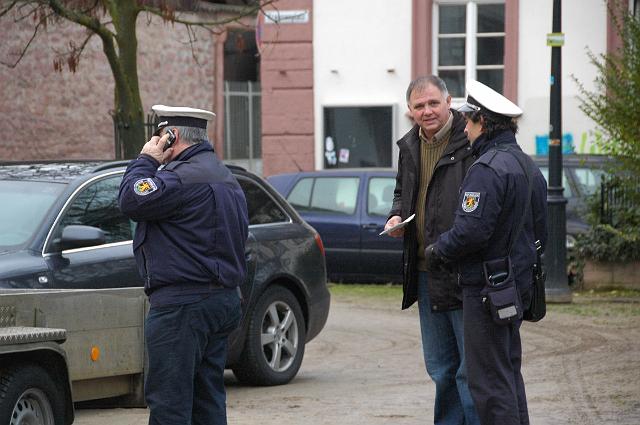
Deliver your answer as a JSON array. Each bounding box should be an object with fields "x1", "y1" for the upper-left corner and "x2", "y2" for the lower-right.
[{"x1": 261, "y1": 300, "x2": 298, "y2": 372}]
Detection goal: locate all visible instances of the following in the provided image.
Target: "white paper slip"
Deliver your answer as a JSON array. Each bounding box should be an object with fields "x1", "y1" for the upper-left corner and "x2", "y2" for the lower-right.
[{"x1": 379, "y1": 214, "x2": 415, "y2": 236}]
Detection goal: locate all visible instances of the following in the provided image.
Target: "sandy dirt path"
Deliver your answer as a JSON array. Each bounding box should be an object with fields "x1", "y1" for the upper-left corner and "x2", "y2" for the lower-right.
[{"x1": 74, "y1": 295, "x2": 640, "y2": 424}]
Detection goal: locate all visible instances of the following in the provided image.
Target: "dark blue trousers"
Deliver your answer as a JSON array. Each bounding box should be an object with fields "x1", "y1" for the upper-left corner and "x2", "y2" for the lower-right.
[
  {"x1": 144, "y1": 289, "x2": 241, "y2": 425},
  {"x1": 462, "y1": 288, "x2": 530, "y2": 425}
]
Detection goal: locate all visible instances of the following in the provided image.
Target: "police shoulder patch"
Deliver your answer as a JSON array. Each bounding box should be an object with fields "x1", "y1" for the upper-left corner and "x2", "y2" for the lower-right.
[
  {"x1": 462, "y1": 191, "x2": 481, "y2": 213},
  {"x1": 133, "y1": 178, "x2": 158, "y2": 196}
]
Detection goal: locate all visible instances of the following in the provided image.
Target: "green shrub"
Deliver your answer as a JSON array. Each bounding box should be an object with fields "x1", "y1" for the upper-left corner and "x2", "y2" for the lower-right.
[
  {"x1": 573, "y1": 4, "x2": 640, "y2": 176},
  {"x1": 569, "y1": 179, "x2": 640, "y2": 286},
  {"x1": 570, "y1": 4, "x2": 640, "y2": 287},
  {"x1": 574, "y1": 223, "x2": 640, "y2": 263}
]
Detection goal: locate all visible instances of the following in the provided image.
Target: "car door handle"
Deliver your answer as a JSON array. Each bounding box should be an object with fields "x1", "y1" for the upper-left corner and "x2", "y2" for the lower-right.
[{"x1": 361, "y1": 223, "x2": 379, "y2": 230}]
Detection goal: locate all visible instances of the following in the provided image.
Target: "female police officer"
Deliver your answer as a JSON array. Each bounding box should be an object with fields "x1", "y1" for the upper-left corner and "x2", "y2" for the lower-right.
[{"x1": 424, "y1": 80, "x2": 548, "y2": 425}]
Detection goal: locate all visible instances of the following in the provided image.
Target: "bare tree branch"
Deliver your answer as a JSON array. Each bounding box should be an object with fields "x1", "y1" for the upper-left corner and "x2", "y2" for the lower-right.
[
  {"x1": 52, "y1": 29, "x2": 95, "y2": 72},
  {"x1": 140, "y1": 0, "x2": 274, "y2": 29},
  {"x1": 0, "y1": 0, "x2": 20, "y2": 18},
  {"x1": 185, "y1": 23, "x2": 202, "y2": 65},
  {"x1": 0, "y1": 0, "x2": 116, "y2": 70},
  {"x1": 0, "y1": 14, "x2": 43, "y2": 67},
  {"x1": 47, "y1": 0, "x2": 115, "y2": 39},
  {"x1": 14, "y1": 3, "x2": 45, "y2": 24},
  {"x1": 0, "y1": 0, "x2": 276, "y2": 158}
]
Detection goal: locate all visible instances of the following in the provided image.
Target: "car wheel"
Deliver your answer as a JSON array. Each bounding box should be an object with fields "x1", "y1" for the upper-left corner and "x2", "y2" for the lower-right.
[
  {"x1": 0, "y1": 364, "x2": 65, "y2": 425},
  {"x1": 233, "y1": 285, "x2": 306, "y2": 386}
]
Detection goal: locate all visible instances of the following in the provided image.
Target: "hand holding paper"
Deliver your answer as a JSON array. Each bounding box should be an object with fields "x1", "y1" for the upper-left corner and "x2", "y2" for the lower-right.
[{"x1": 380, "y1": 214, "x2": 415, "y2": 236}]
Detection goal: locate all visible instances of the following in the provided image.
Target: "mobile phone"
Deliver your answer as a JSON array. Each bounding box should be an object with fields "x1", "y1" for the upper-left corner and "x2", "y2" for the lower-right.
[{"x1": 164, "y1": 128, "x2": 176, "y2": 151}]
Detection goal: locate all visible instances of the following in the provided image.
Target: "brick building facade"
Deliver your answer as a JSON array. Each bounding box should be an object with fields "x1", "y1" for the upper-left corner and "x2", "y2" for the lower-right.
[
  {"x1": 1, "y1": 1, "x2": 315, "y2": 177},
  {"x1": 259, "y1": 0, "x2": 314, "y2": 176},
  {"x1": 0, "y1": 12, "x2": 216, "y2": 161}
]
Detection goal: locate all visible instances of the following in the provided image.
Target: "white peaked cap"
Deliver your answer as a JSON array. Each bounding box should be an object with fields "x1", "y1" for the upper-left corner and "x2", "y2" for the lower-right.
[
  {"x1": 457, "y1": 80, "x2": 523, "y2": 118},
  {"x1": 152, "y1": 104, "x2": 216, "y2": 129}
]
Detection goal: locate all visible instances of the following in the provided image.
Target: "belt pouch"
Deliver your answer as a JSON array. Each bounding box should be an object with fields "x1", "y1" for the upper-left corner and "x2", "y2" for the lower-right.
[{"x1": 481, "y1": 257, "x2": 522, "y2": 325}]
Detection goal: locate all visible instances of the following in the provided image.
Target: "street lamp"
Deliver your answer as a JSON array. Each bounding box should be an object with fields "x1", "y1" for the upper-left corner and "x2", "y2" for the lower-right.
[{"x1": 546, "y1": 0, "x2": 572, "y2": 303}]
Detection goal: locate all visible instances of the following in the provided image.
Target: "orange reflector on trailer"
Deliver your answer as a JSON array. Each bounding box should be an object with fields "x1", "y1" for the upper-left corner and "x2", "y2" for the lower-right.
[{"x1": 90, "y1": 346, "x2": 100, "y2": 362}]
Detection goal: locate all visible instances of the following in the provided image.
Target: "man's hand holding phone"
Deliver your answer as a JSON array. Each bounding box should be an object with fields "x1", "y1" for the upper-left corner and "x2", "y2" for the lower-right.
[{"x1": 140, "y1": 131, "x2": 175, "y2": 164}]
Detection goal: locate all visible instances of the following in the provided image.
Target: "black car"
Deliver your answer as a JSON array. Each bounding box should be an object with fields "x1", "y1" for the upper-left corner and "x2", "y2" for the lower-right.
[
  {"x1": 533, "y1": 154, "x2": 610, "y2": 247},
  {"x1": 0, "y1": 161, "x2": 330, "y2": 386}
]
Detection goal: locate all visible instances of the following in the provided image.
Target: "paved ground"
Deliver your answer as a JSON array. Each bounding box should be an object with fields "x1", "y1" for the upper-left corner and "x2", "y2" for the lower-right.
[{"x1": 74, "y1": 293, "x2": 640, "y2": 424}]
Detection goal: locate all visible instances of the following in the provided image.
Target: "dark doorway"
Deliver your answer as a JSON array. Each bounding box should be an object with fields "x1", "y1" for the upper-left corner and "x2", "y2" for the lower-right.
[
  {"x1": 323, "y1": 106, "x2": 393, "y2": 169},
  {"x1": 224, "y1": 29, "x2": 259, "y2": 82}
]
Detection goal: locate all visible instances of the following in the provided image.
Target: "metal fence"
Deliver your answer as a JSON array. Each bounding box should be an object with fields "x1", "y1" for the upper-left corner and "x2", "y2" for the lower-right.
[
  {"x1": 224, "y1": 81, "x2": 261, "y2": 174},
  {"x1": 112, "y1": 87, "x2": 262, "y2": 173},
  {"x1": 599, "y1": 175, "x2": 640, "y2": 226},
  {"x1": 112, "y1": 113, "x2": 158, "y2": 159}
]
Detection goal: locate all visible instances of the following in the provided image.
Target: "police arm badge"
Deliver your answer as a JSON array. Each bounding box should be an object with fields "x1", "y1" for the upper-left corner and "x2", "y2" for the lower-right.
[
  {"x1": 462, "y1": 191, "x2": 480, "y2": 213},
  {"x1": 133, "y1": 178, "x2": 158, "y2": 196}
]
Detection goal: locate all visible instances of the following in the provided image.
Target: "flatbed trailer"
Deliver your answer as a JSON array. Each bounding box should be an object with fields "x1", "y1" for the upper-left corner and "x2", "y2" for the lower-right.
[{"x1": 0, "y1": 288, "x2": 148, "y2": 425}]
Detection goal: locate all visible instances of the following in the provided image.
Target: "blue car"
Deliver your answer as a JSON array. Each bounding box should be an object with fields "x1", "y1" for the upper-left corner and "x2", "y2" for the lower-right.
[
  {"x1": 268, "y1": 155, "x2": 609, "y2": 284},
  {"x1": 268, "y1": 168, "x2": 402, "y2": 283}
]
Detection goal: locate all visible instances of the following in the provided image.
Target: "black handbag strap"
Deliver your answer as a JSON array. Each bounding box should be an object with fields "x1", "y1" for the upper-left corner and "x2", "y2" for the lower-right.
[{"x1": 497, "y1": 147, "x2": 534, "y2": 256}]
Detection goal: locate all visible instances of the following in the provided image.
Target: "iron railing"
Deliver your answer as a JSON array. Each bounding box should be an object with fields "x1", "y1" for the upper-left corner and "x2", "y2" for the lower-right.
[
  {"x1": 599, "y1": 175, "x2": 640, "y2": 226},
  {"x1": 112, "y1": 113, "x2": 158, "y2": 159}
]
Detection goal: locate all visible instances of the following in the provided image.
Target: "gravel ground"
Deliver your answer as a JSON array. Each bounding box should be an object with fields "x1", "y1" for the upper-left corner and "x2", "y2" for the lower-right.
[{"x1": 74, "y1": 292, "x2": 640, "y2": 425}]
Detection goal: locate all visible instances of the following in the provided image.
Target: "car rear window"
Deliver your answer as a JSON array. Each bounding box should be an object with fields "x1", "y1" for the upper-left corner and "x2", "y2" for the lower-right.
[
  {"x1": 0, "y1": 180, "x2": 65, "y2": 248},
  {"x1": 368, "y1": 177, "x2": 395, "y2": 216},
  {"x1": 237, "y1": 177, "x2": 288, "y2": 225}
]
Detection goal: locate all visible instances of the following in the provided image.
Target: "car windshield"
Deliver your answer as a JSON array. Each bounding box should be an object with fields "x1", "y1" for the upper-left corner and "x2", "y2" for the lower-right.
[{"x1": 0, "y1": 180, "x2": 65, "y2": 250}]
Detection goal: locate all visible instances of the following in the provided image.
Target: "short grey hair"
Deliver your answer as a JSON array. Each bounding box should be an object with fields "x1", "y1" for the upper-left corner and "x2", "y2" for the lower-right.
[
  {"x1": 174, "y1": 126, "x2": 209, "y2": 146},
  {"x1": 406, "y1": 75, "x2": 450, "y2": 103}
]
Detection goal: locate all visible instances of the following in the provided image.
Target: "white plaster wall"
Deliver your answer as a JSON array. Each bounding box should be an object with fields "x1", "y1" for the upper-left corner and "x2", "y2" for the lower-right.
[
  {"x1": 518, "y1": 0, "x2": 607, "y2": 154},
  {"x1": 313, "y1": 0, "x2": 413, "y2": 169}
]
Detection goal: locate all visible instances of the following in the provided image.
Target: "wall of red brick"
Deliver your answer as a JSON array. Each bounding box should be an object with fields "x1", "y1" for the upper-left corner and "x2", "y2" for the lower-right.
[
  {"x1": 260, "y1": 0, "x2": 314, "y2": 176},
  {"x1": 0, "y1": 12, "x2": 216, "y2": 161}
]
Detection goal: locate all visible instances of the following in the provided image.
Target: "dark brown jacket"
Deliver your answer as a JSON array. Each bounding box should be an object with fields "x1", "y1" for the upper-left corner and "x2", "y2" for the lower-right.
[{"x1": 389, "y1": 110, "x2": 475, "y2": 310}]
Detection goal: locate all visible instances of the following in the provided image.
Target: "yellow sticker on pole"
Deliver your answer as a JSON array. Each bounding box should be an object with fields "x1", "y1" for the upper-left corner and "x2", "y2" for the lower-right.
[{"x1": 547, "y1": 33, "x2": 565, "y2": 46}]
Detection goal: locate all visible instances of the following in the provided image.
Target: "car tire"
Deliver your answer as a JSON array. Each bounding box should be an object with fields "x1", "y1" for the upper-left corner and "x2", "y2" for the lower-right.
[
  {"x1": 232, "y1": 285, "x2": 306, "y2": 386},
  {"x1": 0, "y1": 363, "x2": 65, "y2": 425}
]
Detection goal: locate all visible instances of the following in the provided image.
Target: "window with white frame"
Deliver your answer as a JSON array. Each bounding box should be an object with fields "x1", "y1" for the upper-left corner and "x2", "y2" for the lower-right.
[{"x1": 434, "y1": 1, "x2": 505, "y2": 98}]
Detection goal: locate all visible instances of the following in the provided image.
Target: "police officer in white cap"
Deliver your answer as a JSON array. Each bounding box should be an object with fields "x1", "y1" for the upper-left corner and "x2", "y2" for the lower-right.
[
  {"x1": 119, "y1": 105, "x2": 249, "y2": 425},
  {"x1": 424, "y1": 81, "x2": 548, "y2": 425}
]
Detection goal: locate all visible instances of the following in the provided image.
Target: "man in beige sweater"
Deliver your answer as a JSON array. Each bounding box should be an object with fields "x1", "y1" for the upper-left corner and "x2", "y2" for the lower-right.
[{"x1": 385, "y1": 76, "x2": 479, "y2": 425}]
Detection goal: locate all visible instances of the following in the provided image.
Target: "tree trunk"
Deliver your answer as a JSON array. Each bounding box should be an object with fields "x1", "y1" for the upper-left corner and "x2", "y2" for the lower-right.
[
  {"x1": 113, "y1": 109, "x2": 146, "y2": 159},
  {"x1": 108, "y1": 0, "x2": 145, "y2": 159}
]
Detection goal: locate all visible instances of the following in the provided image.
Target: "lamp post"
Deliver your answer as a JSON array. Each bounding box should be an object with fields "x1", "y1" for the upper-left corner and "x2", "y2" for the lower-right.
[{"x1": 546, "y1": 0, "x2": 572, "y2": 303}]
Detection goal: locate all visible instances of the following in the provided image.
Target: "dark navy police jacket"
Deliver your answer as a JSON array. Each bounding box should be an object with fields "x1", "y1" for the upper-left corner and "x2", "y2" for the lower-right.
[
  {"x1": 435, "y1": 130, "x2": 548, "y2": 293},
  {"x1": 118, "y1": 143, "x2": 249, "y2": 306}
]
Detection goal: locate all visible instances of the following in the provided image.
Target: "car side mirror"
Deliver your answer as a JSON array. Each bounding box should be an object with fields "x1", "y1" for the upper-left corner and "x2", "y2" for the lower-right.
[{"x1": 57, "y1": 225, "x2": 106, "y2": 251}]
